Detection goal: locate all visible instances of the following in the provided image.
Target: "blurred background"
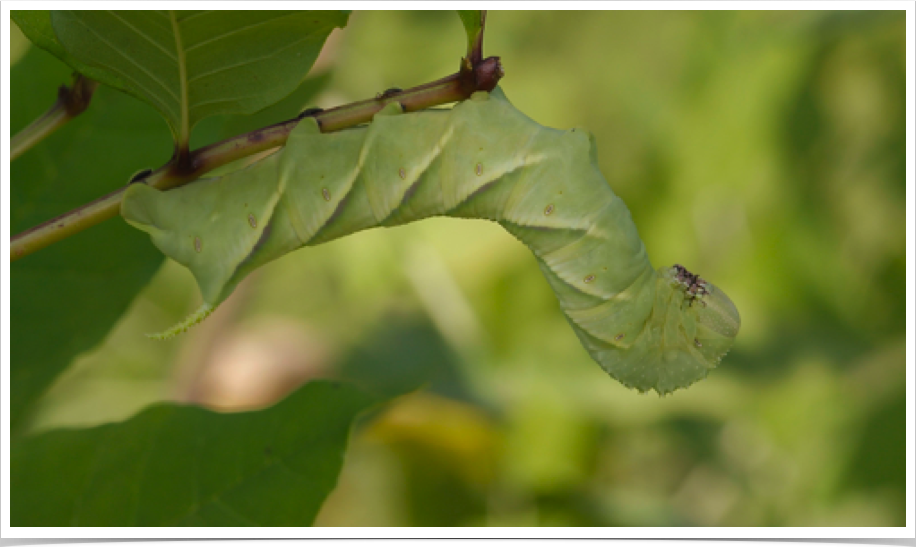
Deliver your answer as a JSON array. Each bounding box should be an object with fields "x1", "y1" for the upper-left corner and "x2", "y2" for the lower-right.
[{"x1": 14, "y1": 11, "x2": 907, "y2": 526}]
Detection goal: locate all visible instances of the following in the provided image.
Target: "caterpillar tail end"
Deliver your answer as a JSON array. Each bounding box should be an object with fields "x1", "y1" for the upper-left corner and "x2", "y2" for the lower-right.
[{"x1": 146, "y1": 303, "x2": 216, "y2": 341}]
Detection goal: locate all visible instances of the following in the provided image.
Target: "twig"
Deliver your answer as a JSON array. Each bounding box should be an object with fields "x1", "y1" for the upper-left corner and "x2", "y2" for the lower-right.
[
  {"x1": 10, "y1": 56, "x2": 504, "y2": 262},
  {"x1": 10, "y1": 74, "x2": 98, "y2": 161}
]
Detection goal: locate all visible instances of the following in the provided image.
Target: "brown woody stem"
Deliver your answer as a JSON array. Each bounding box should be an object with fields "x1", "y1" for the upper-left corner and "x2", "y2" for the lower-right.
[
  {"x1": 10, "y1": 74, "x2": 98, "y2": 162},
  {"x1": 10, "y1": 57, "x2": 503, "y2": 262}
]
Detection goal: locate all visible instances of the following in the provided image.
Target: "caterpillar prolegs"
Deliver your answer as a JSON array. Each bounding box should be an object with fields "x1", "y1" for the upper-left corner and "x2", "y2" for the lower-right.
[{"x1": 121, "y1": 87, "x2": 740, "y2": 394}]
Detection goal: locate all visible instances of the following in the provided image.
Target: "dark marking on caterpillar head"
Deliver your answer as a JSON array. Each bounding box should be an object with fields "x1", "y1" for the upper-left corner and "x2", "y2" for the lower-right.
[
  {"x1": 544, "y1": 204, "x2": 555, "y2": 216},
  {"x1": 248, "y1": 213, "x2": 257, "y2": 228},
  {"x1": 321, "y1": 187, "x2": 331, "y2": 201},
  {"x1": 297, "y1": 107, "x2": 324, "y2": 119},
  {"x1": 673, "y1": 263, "x2": 709, "y2": 303},
  {"x1": 583, "y1": 274, "x2": 596, "y2": 284},
  {"x1": 128, "y1": 168, "x2": 152, "y2": 184}
]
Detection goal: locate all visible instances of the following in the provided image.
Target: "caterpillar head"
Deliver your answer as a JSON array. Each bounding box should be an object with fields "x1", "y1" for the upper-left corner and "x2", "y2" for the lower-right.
[
  {"x1": 642, "y1": 263, "x2": 740, "y2": 394},
  {"x1": 665, "y1": 264, "x2": 740, "y2": 342},
  {"x1": 635, "y1": 264, "x2": 740, "y2": 394},
  {"x1": 568, "y1": 263, "x2": 740, "y2": 396}
]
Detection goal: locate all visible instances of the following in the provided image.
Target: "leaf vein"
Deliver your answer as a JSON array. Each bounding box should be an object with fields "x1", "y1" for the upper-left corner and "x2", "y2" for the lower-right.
[
  {"x1": 67, "y1": 16, "x2": 180, "y2": 108},
  {"x1": 186, "y1": 33, "x2": 313, "y2": 84},
  {"x1": 174, "y1": 10, "x2": 214, "y2": 25},
  {"x1": 168, "y1": 10, "x2": 190, "y2": 143},
  {"x1": 183, "y1": 13, "x2": 300, "y2": 53},
  {"x1": 189, "y1": 93, "x2": 265, "y2": 110},
  {"x1": 106, "y1": 11, "x2": 177, "y2": 62}
]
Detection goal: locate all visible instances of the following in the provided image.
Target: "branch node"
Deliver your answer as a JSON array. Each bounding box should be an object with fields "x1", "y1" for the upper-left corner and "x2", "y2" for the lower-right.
[{"x1": 60, "y1": 75, "x2": 98, "y2": 117}]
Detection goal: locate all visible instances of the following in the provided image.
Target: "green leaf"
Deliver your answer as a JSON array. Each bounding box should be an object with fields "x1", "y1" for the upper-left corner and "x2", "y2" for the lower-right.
[
  {"x1": 456, "y1": 10, "x2": 483, "y2": 58},
  {"x1": 8, "y1": 45, "x2": 219, "y2": 435},
  {"x1": 191, "y1": 71, "x2": 333, "y2": 150},
  {"x1": 48, "y1": 10, "x2": 349, "y2": 146},
  {"x1": 10, "y1": 10, "x2": 130, "y2": 89},
  {"x1": 11, "y1": 380, "x2": 377, "y2": 526}
]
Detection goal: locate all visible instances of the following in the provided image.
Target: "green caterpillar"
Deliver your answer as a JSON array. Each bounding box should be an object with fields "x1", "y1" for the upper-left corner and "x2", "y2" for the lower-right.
[{"x1": 122, "y1": 87, "x2": 740, "y2": 394}]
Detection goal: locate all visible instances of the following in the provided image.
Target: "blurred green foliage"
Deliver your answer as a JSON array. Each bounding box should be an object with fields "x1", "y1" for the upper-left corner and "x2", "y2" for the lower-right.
[{"x1": 15, "y1": 10, "x2": 906, "y2": 527}]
